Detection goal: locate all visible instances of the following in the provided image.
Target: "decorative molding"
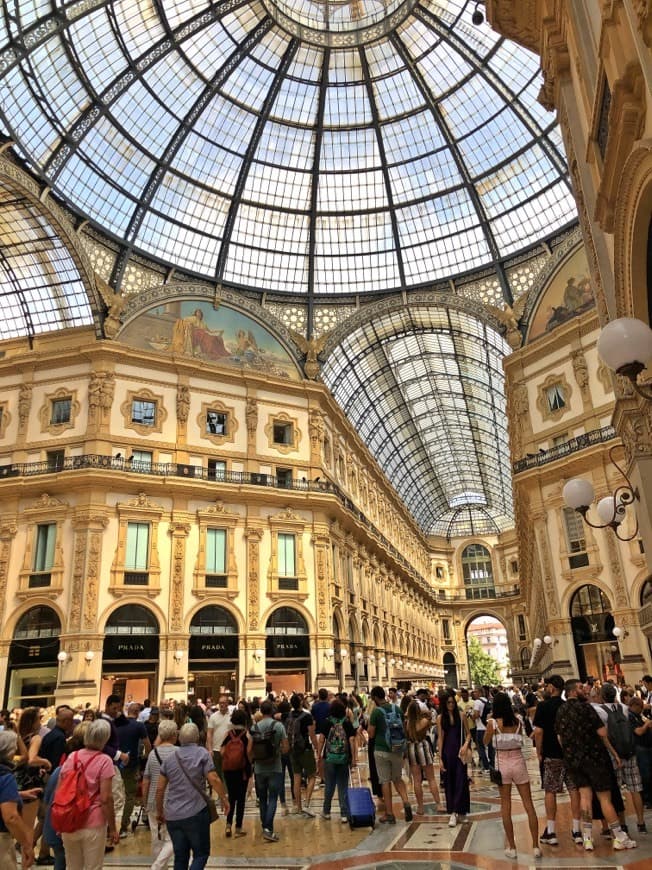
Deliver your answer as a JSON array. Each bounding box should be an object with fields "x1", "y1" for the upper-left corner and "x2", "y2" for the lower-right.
[
  {"x1": 196, "y1": 400, "x2": 237, "y2": 447},
  {"x1": 264, "y1": 412, "x2": 301, "y2": 455},
  {"x1": 245, "y1": 527, "x2": 263, "y2": 631},
  {"x1": 120, "y1": 387, "x2": 167, "y2": 436},
  {"x1": 176, "y1": 384, "x2": 190, "y2": 424},
  {"x1": 88, "y1": 371, "x2": 115, "y2": 420},
  {"x1": 536, "y1": 373, "x2": 573, "y2": 422},
  {"x1": 38, "y1": 387, "x2": 80, "y2": 436}
]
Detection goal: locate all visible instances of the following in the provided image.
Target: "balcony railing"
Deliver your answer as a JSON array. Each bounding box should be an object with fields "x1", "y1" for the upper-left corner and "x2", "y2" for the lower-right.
[
  {"x1": 0, "y1": 453, "x2": 431, "y2": 593},
  {"x1": 512, "y1": 425, "x2": 617, "y2": 473},
  {"x1": 437, "y1": 585, "x2": 520, "y2": 602}
]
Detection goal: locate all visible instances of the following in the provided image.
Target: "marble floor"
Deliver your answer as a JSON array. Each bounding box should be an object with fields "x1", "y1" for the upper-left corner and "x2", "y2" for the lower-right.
[{"x1": 110, "y1": 748, "x2": 652, "y2": 869}]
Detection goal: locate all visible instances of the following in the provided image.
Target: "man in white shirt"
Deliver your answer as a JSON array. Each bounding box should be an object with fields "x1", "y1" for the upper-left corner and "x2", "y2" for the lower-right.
[
  {"x1": 472, "y1": 688, "x2": 493, "y2": 772},
  {"x1": 206, "y1": 693, "x2": 232, "y2": 779}
]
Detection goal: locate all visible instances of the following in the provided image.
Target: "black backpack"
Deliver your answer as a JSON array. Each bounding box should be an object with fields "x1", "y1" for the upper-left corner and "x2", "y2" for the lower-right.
[
  {"x1": 251, "y1": 722, "x2": 278, "y2": 762},
  {"x1": 601, "y1": 703, "x2": 635, "y2": 759},
  {"x1": 286, "y1": 711, "x2": 307, "y2": 753}
]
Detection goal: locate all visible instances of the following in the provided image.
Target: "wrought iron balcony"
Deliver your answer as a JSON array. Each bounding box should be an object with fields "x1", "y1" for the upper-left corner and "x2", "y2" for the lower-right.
[
  {"x1": 512, "y1": 425, "x2": 617, "y2": 474},
  {"x1": 436, "y1": 585, "x2": 520, "y2": 602}
]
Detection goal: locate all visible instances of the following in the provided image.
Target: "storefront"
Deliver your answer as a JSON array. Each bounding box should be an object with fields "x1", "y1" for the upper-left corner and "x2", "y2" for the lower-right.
[
  {"x1": 265, "y1": 607, "x2": 310, "y2": 695},
  {"x1": 570, "y1": 584, "x2": 619, "y2": 682},
  {"x1": 5, "y1": 606, "x2": 60, "y2": 710},
  {"x1": 102, "y1": 604, "x2": 159, "y2": 705},
  {"x1": 188, "y1": 606, "x2": 238, "y2": 701}
]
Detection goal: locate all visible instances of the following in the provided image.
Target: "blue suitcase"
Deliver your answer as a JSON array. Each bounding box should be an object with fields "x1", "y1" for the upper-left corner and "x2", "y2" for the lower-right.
[{"x1": 347, "y1": 768, "x2": 376, "y2": 829}]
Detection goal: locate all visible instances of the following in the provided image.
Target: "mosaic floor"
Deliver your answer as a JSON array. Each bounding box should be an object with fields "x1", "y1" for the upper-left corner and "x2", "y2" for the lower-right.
[{"x1": 107, "y1": 746, "x2": 652, "y2": 869}]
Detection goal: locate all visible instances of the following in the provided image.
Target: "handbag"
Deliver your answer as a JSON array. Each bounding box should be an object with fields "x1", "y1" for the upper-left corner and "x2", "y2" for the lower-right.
[
  {"x1": 457, "y1": 720, "x2": 473, "y2": 765},
  {"x1": 174, "y1": 755, "x2": 218, "y2": 823},
  {"x1": 489, "y1": 727, "x2": 502, "y2": 785}
]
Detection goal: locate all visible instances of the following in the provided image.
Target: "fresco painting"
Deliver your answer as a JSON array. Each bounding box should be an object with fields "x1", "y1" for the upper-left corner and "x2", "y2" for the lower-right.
[
  {"x1": 119, "y1": 300, "x2": 300, "y2": 380},
  {"x1": 528, "y1": 247, "x2": 595, "y2": 341}
]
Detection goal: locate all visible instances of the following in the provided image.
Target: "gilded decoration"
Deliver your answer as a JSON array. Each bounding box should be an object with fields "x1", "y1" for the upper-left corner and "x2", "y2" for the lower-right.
[
  {"x1": 38, "y1": 387, "x2": 80, "y2": 436},
  {"x1": 313, "y1": 533, "x2": 331, "y2": 633},
  {"x1": 571, "y1": 349, "x2": 590, "y2": 398},
  {"x1": 0, "y1": 402, "x2": 11, "y2": 439},
  {"x1": 633, "y1": 0, "x2": 652, "y2": 44},
  {"x1": 197, "y1": 400, "x2": 237, "y2": 447},
  {"x1": 176, "y1": 385, "x2": 190, "y2": 424},
  {"x1": 18, "y1": 384, "x2": 32, "y2": 431},
  {"x1": 0, "y1": 522, "x2": 18, "y2": 628},
  {"x1": 193, "y1": 503, "x2": 239, "y2": 599},
  {"x1": 289, "y1": 330, "x2": 329, "y2": 380},
  {"x1": 535, "y1": 522, "x2": 560, "y2": 618},
  {"x1": 88, "y1": 371, "x2": 115, "y2": 418},
  {"x1": 245, "y1": 527, "x2": 263, "y2": 631},
  {"x1": 267, "y1": 508, "x2": 307, "y2": 598},
  {"x1": 109, "y1": 494, "x2": 163, "y2": 595},
  {"x1": 526, "y1": 246, "x2": 596, "y2": 342},
  {"x1": 264, "y1": 412, "x2": 301, "y2": 455},
  {"x1": 169, "y1": 522, "x2": 191, "y2": 631},
  {"x1": 246, "y1": 398, "x2": 258, "y2": 440},
  {"x1": 69, "y1": 510, "x2": 109, "y2": 633},
  {"x1": 120, "y1": 387, "x2": 167, "y2": 437},
  {"x1": 604, "y1": 530, "x2": 629, "y2": 608},
  {"x1": 536, "y1": 373, "x2": 573, "y2": 423}
]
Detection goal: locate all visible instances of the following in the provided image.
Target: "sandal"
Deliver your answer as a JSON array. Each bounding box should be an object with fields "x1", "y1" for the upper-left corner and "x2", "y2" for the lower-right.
[{"x1": 379, "y1": 815, "x2": 396, "y2": 824}]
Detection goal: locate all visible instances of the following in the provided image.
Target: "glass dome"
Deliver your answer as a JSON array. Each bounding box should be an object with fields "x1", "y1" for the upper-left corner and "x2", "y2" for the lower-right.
[{"x1": 0, "y1": 0, "x2": 576, "y2": 299}]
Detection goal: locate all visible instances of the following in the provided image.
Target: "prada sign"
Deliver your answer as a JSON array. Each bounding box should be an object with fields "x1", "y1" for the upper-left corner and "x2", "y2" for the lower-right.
[
  {"x1": 103, "y1": 635, "x2": 159, "y2": 660},
  {"x1": 266, "y1": 636, "x2": 309, "y2": 658},
  {"x1": 189, "y1": 636, "x2": 238, "y2": 660}
]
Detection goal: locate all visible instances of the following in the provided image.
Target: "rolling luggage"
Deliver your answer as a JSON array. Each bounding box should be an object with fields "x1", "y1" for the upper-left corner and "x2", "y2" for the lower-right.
[{"x1": 347, "y1": 766, "x2": 376, "y2": 829}]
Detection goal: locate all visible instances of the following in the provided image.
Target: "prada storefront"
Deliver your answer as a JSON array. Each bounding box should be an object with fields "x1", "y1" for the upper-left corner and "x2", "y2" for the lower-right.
[
  {"x1": 188, "y1": 606, "x2": 239, "y2": 701},
  {"x1": 265, "y1": 607, "x2": 310, "y2": 696},
  {"x1": 102, "y1": 604, "x2": 159, "y2": 706}
]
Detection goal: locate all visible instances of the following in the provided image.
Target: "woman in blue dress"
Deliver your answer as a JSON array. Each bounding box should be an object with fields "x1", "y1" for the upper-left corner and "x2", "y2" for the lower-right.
[{"x1": 438, "y1": 692, "x2": 472, "y2": 828}]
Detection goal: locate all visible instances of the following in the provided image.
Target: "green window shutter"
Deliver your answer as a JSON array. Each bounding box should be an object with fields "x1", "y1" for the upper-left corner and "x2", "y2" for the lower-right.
[
  {"x1": 126, "y1": 522, "x2": 149, "y2": 569},
  {"x1": 278, "y1": 533, "x2": 295, "y2": 576},
  {"x1": 206, "y1": 528, "x2": 226, "y2": 574},
  {"x1": 34, "y1": 523, "x2": 56, "y2": 570}
]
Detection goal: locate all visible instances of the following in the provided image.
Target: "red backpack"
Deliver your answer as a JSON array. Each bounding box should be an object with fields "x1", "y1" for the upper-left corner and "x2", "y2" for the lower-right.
[
  {"x1": 221, "y1": 730, "x2": 247, "y2": 772},
  {"x1": 50, "y1": 751, "x2": 97, "y2": 833}
]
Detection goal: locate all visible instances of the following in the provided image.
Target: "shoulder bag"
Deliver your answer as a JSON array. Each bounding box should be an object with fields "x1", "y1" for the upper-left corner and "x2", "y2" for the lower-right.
[
  {"x1": 457, "y1": 719, "x2": 473, "y2": 765},
  {"x1": 174, "y1": 754, "x2": 218, "y2": 823},
  {"x1": 489, "y1": 722, "x2": 503, "y2": 786}
]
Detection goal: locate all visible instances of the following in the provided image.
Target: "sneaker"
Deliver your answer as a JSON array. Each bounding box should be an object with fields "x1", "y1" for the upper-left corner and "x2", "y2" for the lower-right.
[
  {"x1": 601, "y1": 829, "x2": 613, "y2": 839},
  {"x1": 539, "y1": 829, "x2": 558, "y2": 845},
  {"x1": 301, "y1": 808, "x2": 316, "y2": 819},
  {"x1": 572, "y1": 830, "x2": 583, "y2": 845},
  {"x1": 504, "y1": 848, "x2": 517, "y2": 859},
  {"x1": 262, "y1": 829, "x2": 279, "y2": 842},
  {"x1": 340, "y1": 816, "x2": 348, "y2": 823},
  {"x1": 225, "y1": 823, "x2": 232, "y2": 838},
  {"x1": 119, "y1": 831, "x2": 128, "y2": 839},
  {"x1": 320, "y1": 812, "x2": 331, "y2": 820},
  {"x1": 533, "y1": 847, "x2": 542, "y2": 859},
  {"x1": 448, "y1": 813, "x2": 457, "y2": 827},
  {"x1": 404, "y1": 804, "x2": 413, "y2": 822},
  {"x1": 613, "y1": 835, "x2": 637, "y2": 850},
  {"x1": 637, "y1": 823, "x2": 647, "y2": 834},
  {"x1": 234, "y1": 829, "x2": 246, "y2": 838},
  {"x1": 583, "y1": 837, "x2": 594, "y2": 851}
]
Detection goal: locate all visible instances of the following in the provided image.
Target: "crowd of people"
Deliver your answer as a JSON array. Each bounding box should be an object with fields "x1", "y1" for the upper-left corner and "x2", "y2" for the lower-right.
[{"x1": 0, "y1": 673, "x2": 651, "y2": 868}]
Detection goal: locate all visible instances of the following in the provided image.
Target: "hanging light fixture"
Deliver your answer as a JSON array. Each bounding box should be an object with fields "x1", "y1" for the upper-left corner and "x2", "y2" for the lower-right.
[{"x1": 597, "y1": 317, "x2": 652, "y2": 400}]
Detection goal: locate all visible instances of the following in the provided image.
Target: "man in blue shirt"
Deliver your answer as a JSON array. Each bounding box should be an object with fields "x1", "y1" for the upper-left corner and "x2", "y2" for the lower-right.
[{"x1": 116, "y1": 702, "x2": 151, "y2": 836}]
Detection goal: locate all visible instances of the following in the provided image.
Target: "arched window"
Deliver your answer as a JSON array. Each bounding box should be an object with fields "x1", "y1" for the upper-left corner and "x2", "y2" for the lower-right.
[
  {"x1": 105, "y1": 604, "x2": 159, "y2": 635},
  {"x1": 266, "y1": 607, "x2": 308, "y2": 635},
  {"x1": 640, "y1": 577, "x2": 652, "y2": 608},
  {"x1": 13, "y1": 606, "x2": 60, "y2": 639},
  {"x1": 461, "y1": 543, "x2": 495, "y2": 599},
  {"x1": 190, "y1": 606, "x2": 237, "y2": 635},
  {"x1": 520, "y1": 648, "x2": 530, "y2": 668},
  {"x1": 570, "y1": 585, "x2": 611, "y2": 617}
]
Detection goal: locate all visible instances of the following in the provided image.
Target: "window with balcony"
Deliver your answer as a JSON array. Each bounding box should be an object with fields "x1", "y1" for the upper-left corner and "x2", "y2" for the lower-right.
[
  {"x1": 563, "y1": 507, "x2": 589, "y2": 569},
  {"x1": 46, "y1": 450, "x2": 65, "y2": 472},
  {"x1": 130, "y1": 450, "x2": 152, "y2": 471},
  {"x1": 50, "y1": 397, "x2": 71, "y2": 425},
  {"x1": 205, "y1": 528, "x2": 227, "y2": 588},
  {"x1": 125, "y1": 522, "x2": 150, "y2": 585},
  {"x1": 131, "y1": 399, "x2": 156, "y2": 427},
  {"x1": 461, "y1": 543, "x2": 495, "y2": 599},
  {"x1": 208, "y1": 459, "x2": 226, "y2": 481},
  {"x1": 276, "y1": 467, "x2": 292, "y2": 488},
  {"x1": 30, "y1": 523, "x2": 56, "y2": 588},
  {"x1": 278, "y1": 532, "x2": 297, "y2": 590}
]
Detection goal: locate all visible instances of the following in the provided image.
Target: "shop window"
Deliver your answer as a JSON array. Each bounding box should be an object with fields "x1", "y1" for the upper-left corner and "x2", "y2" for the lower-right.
[
  {"x1": 278, "y1": 533, "x2": 297, "y2": 590},
  {"x1": 208, "y1": 459, "x2": 226, "y2": 481},
  {"x1": 46, "y1": 450, "x2": 65, "y2": 472},
  {"x1": 30, "y1": 523, "x2": 56, "y2": 588},
  {"x1": 131, "y1": 399, "x2": 156, "y2": 427},
  {"x1": 273, "y1": 421, "x2": 293, "y2": 445},
  {"x1": 205, "y1": 529, "x2": 227, "y2": 588},
  {"x1": 563, "y1": 507, "x2": 589, "y2": 569},
  {"x1": 206, "y1": 411, "x2": 227, "y2": 435},
  {"x1": 125, "y1": 522, "x2": 150, "y2": 585},
  {"x1": 50, "y1": 397, "x2": 71, "y2": 425}
]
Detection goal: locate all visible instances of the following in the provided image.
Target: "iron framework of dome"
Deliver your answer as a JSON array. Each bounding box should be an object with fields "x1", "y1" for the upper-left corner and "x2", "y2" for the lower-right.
[{"x1": 0, "y1": 0, "x2": 580, "y2": 539}]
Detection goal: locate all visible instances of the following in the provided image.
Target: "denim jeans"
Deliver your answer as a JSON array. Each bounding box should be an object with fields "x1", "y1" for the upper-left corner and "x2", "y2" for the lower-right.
[
  {"x1": 166, "y1": 804, "x2": 211, "y2": 870},
  {"x1": 280, "y1": 752, "x2": 294, "y2": 804},
  {"x1": 53, "y1": 844, "x2": 66, "y2": 870},
  {"x1": 635, "y1": 745, "x2": 652, "y2": 805},
  {"x1": 254, "y1": 769, "x2": 283, "y2": 832},
  {"x1": 475, "y1": 729, "x2": 495, "y2": 770},
  {"x1": 322, "y1": 762, "x2": 349, "y2": 817}
]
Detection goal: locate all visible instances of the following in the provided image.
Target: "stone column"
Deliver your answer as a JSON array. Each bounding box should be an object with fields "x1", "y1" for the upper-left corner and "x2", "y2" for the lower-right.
[
  {"x1": 162, "y1": 520, "x2": 191, "y2": 699},
  {"x1": 242, "y1": 528, "x2": 266, "y2": 697}
]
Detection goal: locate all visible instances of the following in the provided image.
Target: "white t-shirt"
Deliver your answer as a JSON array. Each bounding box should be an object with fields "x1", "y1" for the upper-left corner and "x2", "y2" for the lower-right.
[
  {"x1": 473, "y1": 698, "x2": 488, "y2": 732},
  {"x1": 591, "y1": 701, "x2": 628, "y2": 726},
  {"x1": 207, "y1": 709, "x2": 232, "y2": 750}
]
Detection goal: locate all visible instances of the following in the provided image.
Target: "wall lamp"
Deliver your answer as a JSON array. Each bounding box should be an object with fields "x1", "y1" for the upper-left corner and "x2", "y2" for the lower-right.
[
  {"x1": 471, "y1": 2, "x2": 484, "y2": 26},
  {"x1": 562, "y1": 446, "x2": 639, "y2": 541},
  {"x1": 173, "y1": 649, "x2": 184, "y2": 662},
  {"x1": 389, "y1": 657, "x2": 396, "y2": 666},
  {"x1": 57, "y1": 650, "x2": 70, "y2": 664},
  {"x1": 612, "y1": 626, "x2": 629, "y2": 640},
  {"x1": 253, "y1": 648, "x2": 264, "y2": 662},
  {"x1": 543, "y1": 635, "x2": 558, "y2": 646},
  {"x1": 340, "y1": 647, "x2": 348, "y2": 658},
  {"x1": 355, "y1": 651, "x2": 364, "y2": 660},
  {"x1": 84, "y1": 650, "x2": 95, "y2": 663},
  {"x1": 380, "y1": 656, "x2": 386, "y2": 665},
  {"x1": 324, "y1": 647, "x2": 334, "y2": 661},
  {"x1": 597, "y1": 316, "x2": 652, "y2": 400}
]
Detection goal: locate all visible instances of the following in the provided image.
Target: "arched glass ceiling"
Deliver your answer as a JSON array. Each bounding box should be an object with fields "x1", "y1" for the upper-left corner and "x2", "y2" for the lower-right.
[
  {"x1": 0, "y1": 176, "x2": 94, "y2": 339},
  {"x1": 322, "y1": 306, "x2": 512, "y2": 537},
  {"x1": 0, "y1": 0, "x2": 576, "y2": 299}
]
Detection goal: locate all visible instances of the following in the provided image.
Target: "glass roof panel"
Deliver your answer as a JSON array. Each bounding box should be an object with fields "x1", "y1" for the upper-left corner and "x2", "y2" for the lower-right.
[{"x1": 0, "y1": 0, "x2": 576, "y2": 296}]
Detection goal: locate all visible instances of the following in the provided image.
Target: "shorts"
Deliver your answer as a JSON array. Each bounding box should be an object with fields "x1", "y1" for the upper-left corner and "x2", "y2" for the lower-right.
[
  {"x1": 495, "y1": 750, "x2": 529, "y2": 786},
  {"x1": 566, "y1": 759, "x2": 613, "y2": 793},
  {"x1": 290, "y1": 747, "x2": 316, "y2": 777},
  {"x1": 374, "y1": 749, "x2": 405, "y2": 785},
  {"x1": 543, "y1": 757, "x2": 577, "y2": 794},
  {"x1": 614, "y1": 755, "x2": 642, "y2": 793},
  {"x1": 407, "y1": 738, "x2": 435, "y2": 768}
]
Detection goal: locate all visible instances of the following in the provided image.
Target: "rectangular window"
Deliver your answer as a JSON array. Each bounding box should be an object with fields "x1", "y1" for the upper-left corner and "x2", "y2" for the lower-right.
[
  {"x1": 208, "y1": 459, "x2": 226, "y2": 481},
  {"x1": 125, "y1": 522, "x2": 149, "y2": 584},
  {"x1": 552, "y1": 433, "x2": 568, "y2": 446},
  {"x1": 131, "y1": 399, "x2": 156, "y2": 426},
  {"x1": 276, "y1": 468, "x2": 292, "y2": 487},
  {"x1": 206, "y1": 411, "x2": 227, "y2": 435},
  {"x1": 546, "y1": 384, "x2": 565, "y2": 412},
  {"x1": 30, "y1": 523, "x2": 56, "y2": 587},
  {"x1": 47, "y1": 450, "x2": 65, "y2": 471},
  {"x1": 435, "y1": 566, "x2": 444, "y2": 579},
  {"x1": 278, "y1": 532, "x2": 297, "y2": 590},
  {"x1": 273, "y1": 422, "x2": 293, "y2": 445},
  {"x1": 130, "y1": 450, "x2": 152, "y2": 471},
  {"x1": 563, "y1": 507, "x2": 586, "y2": 553},
  {"x1": 51, "y1": 398, "x2": 71, "y2": 424},
  {"x1": 517, "y1": 614, "x2": 526, "y2": 641},
  {"x1": 205, "y1": 528, "x2": 227, "y2": 587},
  {"x1": 442, "y1": 619, "x2": 451, "y2": 642},
  {"x1": 510, "y1": 559, "x2": 518, "y2": 574}
]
